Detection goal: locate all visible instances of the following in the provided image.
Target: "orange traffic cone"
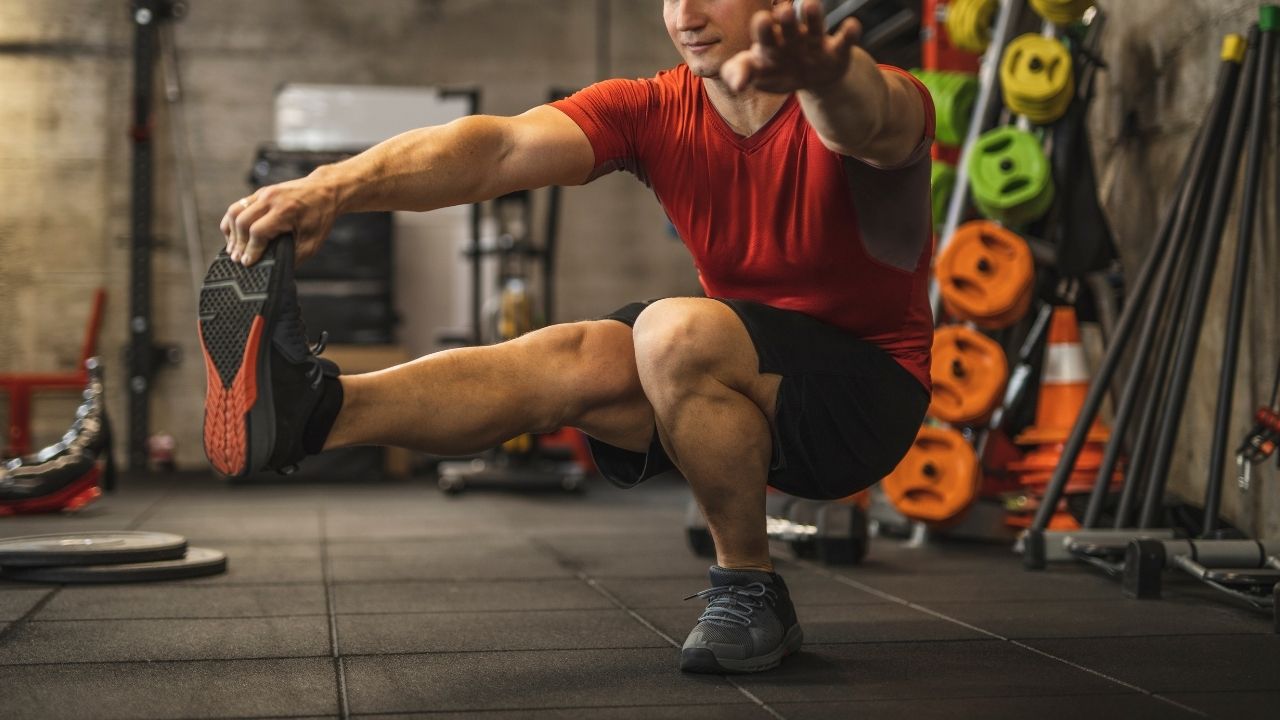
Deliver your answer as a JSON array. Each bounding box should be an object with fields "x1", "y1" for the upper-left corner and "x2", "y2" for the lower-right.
[
  {"x1": 1014, "y1": 306, "x2": 1109, "y2": 445},
  {"x1": 1006, "y1": 306, "x2": 1121, "y2": 530}
]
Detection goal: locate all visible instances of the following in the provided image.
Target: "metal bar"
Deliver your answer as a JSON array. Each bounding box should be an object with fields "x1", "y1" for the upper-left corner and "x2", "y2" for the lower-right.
[
  {"x1": 157, "y1": 21, "x2": 206, "y2": 299},
  {"x1": 127, "y1": 1, "x2": 163, "y2": 472},
  {"x1": 932, "y1": 0, "x2": 1024, "y2": 319},
  {"x1": 1027, "y1": 44, "x2": 1244, "y2": 536},
  {"x1": 1140, "y1": 28, "x2": 1261, "y2": 529},
  {"x1": 1204, "y1": 22, "x2": 1275, "y2": 535},
  {"x1": 1079, "y1": 134, "x2": 1200, "y2": 528}
]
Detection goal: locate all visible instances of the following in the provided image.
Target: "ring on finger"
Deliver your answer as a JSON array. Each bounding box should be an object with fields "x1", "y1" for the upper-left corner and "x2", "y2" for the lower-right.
[{"x1": 239, "y1": 197, "x2": 252, "y2": 210}]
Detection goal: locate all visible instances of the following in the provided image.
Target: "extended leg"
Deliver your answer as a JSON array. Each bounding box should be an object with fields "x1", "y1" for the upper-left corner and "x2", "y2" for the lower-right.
[{"x1": 326, "y1": 320, "x2": 655, "y2": 456}]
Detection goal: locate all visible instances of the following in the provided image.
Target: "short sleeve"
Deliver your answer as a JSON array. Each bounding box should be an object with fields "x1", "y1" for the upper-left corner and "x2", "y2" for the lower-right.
[
  {"x1": 549, "y1": 78, "x2": 660, "y2": 180},
  {"x1": 872, "y1": 64, "x2": 936, "y2": 170}
]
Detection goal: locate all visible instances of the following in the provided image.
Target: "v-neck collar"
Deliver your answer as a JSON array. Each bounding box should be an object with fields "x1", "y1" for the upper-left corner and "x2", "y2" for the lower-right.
[{"x1": 700, "y1": 80, "x2": 798, "y2": 153}]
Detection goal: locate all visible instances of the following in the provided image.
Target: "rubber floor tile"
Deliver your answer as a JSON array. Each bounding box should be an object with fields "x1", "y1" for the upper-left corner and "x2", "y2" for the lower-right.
[
  {"x1": 731, "y1": 640, "x2": 1121, "y2": 702},
  {"x1": 326, "y1": 547, "x2": 573, "y2": 582},
  {"x1": 342, "y1": 648, "x2": 740, "y2": 714},
  {"x1": 926, "y1": 596, "x2": 1273, "y2": 638},
  {"x1": 1163, "y1": 690, "x2": 1280, "y2": 717},
  {"x1": 0, "y1": 588, "x2": 50, "y2": 621},
  {"x1": 332, "y1": 578, "x2": 614, "y2": 614},
  {"x1": 0, "y1": 657, "x2": 337, "y2": 720},
  {"x1": 351, "y1": 705, "x2": 774, "y2": 720},
  {"x1": 1025, "y1": 635, "x2": 1280, "y2": 692},
  {"x1": 33, "y1": 583, "x2": 328, "y2": 619},
  {"x1": 835, "y1": 567, "x2": 1123, "y2": 603},
  {"x1": 138, "y1": 512, "x2": 322, "y2": 541},
  {"x1": 338, "y1": 609, "x2": 667, "y2": 654},
  {"x1": 0, "y1": 616, "x2": 329, "y2": 664},
  {"x1": 593, "y1": 571, "x2": 891, "y2": 608},
  {"x1": 640, "y1": 603, "x2": 986, "y2": 645},
  {"x1": 771, "y1": 693, "x2": 1202, "y2": 720}
]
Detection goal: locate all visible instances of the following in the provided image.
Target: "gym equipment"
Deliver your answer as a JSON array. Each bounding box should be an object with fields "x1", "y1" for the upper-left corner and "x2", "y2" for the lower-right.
[
  {"x1": 930, "y1": 162, "x2": 956, "y2": 231},
  {"x1": 966, "y1": 126, "x2": 1055, "y2": 227},
  {"x1": 933, "y1": 0, "x2": 1025, "y2": 318},
  {"x1": 1203, "y1": 11, "x2": 1275, "y2": 533},
  {"x1": 2, "y1": 547, "x2": 227, "y2": 583},
  {"x1": 945, "y1": 0, "x2": 999, "y2": 54},
  {"x1": 1000, "y1": 34, "x2": 1075, "y2": 125},
  {"x1": 1125, "y1": 538, "x2": 1280, "y2": 630},
  {"x1": 1029, "y1": 0, "x2": 1092, "y2": 26},
  {"x1": 1021, "y1": 30, "x2": 1257, "y2": 570},
  {"x1": 934, "y1": 221, "x2": 1035, "y2": 330},
  {"x1": 927, "y1": 326, "x2": 1008, "y2": 425},
  {"x1": 684, "y1": 493, "x2": 869, "y2": 565},
  {"x1": 1237, "y1": 405, "x2": 1280, "y2": 491},
  {"x1": 914, "y1": 70, "x2": 978, "y2": 146},
  {"x1": 881, "y1": 425, "x2": 980, "y2": 523},
  {"x1": 0, "y1": 531, "x2": 187, "y2": 567},
  {"x1": 0, "y1": 358, "x2": 116, "y2": 515}
]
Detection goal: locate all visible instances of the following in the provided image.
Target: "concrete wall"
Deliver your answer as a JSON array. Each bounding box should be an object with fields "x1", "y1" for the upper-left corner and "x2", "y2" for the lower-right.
[{"x1": 1, "y1": 0, "x2": 1276, "y2": 536}]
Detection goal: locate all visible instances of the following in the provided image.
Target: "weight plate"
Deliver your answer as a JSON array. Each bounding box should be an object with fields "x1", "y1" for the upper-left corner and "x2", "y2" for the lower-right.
[
  {"x1": 2, "y1": 547, "x2": 227, "y2": 583},
  {"x1": 928, "y1": 325, "x2": 1009, "y2": 425},
  {"x1": 967, "y1": 126, "x2": 1055, "y2": 227},
  {"x1": 0, "y1": 531, "x2": 187, "y2": 567},
  {"x1": 1030, "y1": 0, "x2": 1093, "y2": 26},
  {"x1": 882, "y1": 425, "x2": 980, "y2": 523},
  {"x1": 935, "y1": 221, "x2": 1035, "y2": 329},
  {"x1": 1000, "y1": 34, "x2": 1075, "y2": 125},
  {"x1": 945, "y1": 0, "x2": 999, "y2": 54}
]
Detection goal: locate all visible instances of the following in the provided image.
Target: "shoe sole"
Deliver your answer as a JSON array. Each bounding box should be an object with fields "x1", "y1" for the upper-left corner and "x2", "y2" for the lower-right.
[
  {"x1": 679, "y1": 623, "x2": 804, "y2": 674},
  {"x1": 198, "y1": 237, "x2": 292, "y2": 478}
]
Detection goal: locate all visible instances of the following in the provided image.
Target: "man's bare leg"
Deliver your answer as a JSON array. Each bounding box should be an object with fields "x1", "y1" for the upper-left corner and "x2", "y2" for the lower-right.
[
  {"x1": 632, "y1": 298, "x2": 781, "y2": 573},
  {"x1": 324, "y1": 321, "x2": 654, "y2": 456}
]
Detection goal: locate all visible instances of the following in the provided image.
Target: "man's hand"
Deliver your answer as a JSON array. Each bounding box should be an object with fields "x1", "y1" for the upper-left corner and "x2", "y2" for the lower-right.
[
  {"x1": 720, "y1": 0, "x2": 861, "y2": 95},
  {"x1": 220, "y1": 173, "x2": 340, "y2": 266}
]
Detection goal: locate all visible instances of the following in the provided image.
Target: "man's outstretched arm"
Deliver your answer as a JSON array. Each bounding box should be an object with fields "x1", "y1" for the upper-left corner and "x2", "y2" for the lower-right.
[
  {"x1": 720, "y1": 0, "x2": 927, "y2": 167},
  {"x1": 222, "y1": 105, "x2": 594, "y2": 266}
]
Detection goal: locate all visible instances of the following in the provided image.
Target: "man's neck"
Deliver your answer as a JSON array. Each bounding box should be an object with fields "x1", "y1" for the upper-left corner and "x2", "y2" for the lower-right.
[{"x1": 702, "y1": 76, "x2": 790, "y2": 138}]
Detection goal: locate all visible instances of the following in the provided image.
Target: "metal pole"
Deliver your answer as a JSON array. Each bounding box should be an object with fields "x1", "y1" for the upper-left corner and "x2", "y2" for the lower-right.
[
  {"x1": 1204, "y1": 17, "x2": 1275, "y2": 535},
  {"x1": 1140, "y1": 28, "x2": 1260, "y2": 529},
  {"x1": 931, "y1": 0, "x2": 1024, "y2": 320},
  {"x1": 1079, "y1": 133, "x2": 1200, "y2": 527}
]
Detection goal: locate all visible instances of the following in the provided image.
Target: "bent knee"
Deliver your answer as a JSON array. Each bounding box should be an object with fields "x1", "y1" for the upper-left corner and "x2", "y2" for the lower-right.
[{"x1": 633, "y1": 299, "x2": 740, "y2": 380}]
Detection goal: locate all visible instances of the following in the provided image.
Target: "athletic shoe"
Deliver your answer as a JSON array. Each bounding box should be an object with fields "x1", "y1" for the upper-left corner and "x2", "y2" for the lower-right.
[
  {"x1": 198, "y1": 235, "x2": 339, "y2": 478},
  {"x1": 680, "y1": 565, "x2": 804, "y2": 673}
]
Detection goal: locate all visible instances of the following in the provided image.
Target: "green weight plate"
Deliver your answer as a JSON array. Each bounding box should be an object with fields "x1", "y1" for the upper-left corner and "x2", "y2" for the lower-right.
[{"x1": 967, "y1": 127, "x2": 1054, "y2": 227}]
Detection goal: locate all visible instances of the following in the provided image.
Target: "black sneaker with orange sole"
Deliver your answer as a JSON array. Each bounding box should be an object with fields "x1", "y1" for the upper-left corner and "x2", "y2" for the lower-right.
[{"x1": 198, "y1": 235, "x2": 339, "y2": 478}]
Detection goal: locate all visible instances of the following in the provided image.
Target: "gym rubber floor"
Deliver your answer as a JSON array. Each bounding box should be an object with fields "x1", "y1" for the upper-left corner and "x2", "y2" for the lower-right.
[{"x1": 0, "y1": 473, "x2": 1275, "y2": 720}]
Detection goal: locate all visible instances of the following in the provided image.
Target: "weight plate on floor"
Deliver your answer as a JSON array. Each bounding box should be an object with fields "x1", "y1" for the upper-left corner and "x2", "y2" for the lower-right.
[
  {"x1": 2, "y1": 547, "x2": 227, "y2": 583},
  {"x1": 0, "y1": 531, "x2": 187, "y2": 567}
]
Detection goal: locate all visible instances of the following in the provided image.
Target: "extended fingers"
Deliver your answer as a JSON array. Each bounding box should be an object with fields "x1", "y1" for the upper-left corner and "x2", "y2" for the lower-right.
[{"x1": 831, "y1": 17, "x2": 862, "y2": 53}]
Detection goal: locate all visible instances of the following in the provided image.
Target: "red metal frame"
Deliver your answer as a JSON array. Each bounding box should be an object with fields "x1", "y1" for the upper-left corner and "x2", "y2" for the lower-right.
[{"x1": 0, "y1": 288, "x2": 106, "y2": 458}]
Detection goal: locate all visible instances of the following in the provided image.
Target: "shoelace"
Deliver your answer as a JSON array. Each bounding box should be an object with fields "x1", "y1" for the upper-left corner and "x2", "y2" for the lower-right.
[
  {"x1": 302, "y1": 331, "x2": 329, "y2": 390},
  {"x1": 684, "y1": 582, "x2": 776, "y2": 627}
]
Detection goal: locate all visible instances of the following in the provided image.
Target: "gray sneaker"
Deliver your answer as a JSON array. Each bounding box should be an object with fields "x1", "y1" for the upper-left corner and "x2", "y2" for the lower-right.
[{"x1": 680, "y1": 566, "x2": 803, "y2": 673}]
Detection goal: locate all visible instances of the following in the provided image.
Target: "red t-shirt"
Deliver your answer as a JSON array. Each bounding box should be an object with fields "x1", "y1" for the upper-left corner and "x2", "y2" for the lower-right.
[{"x1": 550, "y1": 64, "x2": 935, "y2": 391}]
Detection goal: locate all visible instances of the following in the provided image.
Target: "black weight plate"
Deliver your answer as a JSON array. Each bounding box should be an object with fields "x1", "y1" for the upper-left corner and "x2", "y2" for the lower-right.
[
  {"x1": 0, "y1": 531, "x2": 187, "y2": 567},
  {"x1": 2, "y1": 547, "x2": 227, "y2": 583}
]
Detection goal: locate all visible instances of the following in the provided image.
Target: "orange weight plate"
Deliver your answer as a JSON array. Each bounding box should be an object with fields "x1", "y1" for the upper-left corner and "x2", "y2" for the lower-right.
[
  {"x1": 882, "y1": 425, "x2": 979, "y2": 523},
  {"x1": 936, "y1": 221, "x2": 1035, "y2": 329},
  {"x1": 928, "y1": 325, "x2": 1009, "y2": 425}
]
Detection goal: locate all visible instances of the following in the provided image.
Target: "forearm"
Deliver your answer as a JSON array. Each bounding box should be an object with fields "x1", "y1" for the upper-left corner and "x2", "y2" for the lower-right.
[
  {"x1": 309, "y1": 115, "x2": 509, "y2": 215},
  {"x1": 797, "y1": 47, "x2": 891, "y2": 157}
]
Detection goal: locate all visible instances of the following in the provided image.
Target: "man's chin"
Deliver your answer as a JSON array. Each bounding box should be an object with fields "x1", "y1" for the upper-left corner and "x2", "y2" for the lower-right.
[{"x1": 686, "y1": 59, "x2": 722, "y2": 79}]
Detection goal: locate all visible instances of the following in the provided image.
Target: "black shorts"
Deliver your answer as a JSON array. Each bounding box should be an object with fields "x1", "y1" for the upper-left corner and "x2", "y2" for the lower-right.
[{"x1": 586, "y1": 298, "x2": 930, "y2": 501}]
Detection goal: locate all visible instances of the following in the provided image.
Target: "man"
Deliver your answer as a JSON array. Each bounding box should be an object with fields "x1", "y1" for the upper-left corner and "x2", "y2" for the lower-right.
[{"x1": 202, "y1": 0, "x2": 933, "y2": 673}]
